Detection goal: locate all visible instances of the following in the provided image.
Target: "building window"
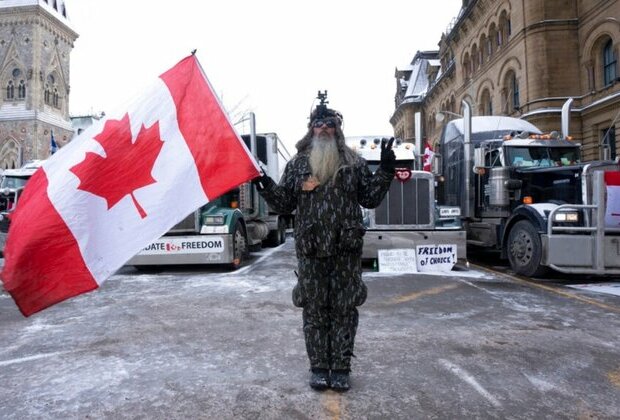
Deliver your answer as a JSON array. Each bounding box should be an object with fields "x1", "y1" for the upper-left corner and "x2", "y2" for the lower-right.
[
  {"x1": 18, "y1": 80, "x2": 26, "y2": 99},
  {"x1": 480, "y1": 89, "x2": 492, "y2": 116},
  {"x1": 512, "y1": 73, "x2": 520, "y2": 110},
  {"x1": 472, "y1": 45, "x2": 479, "y2": 72},
  {"x1": 602, "y1": 126, "x2": 617, "y2": 160},
  {"x1": 45, "y1": 74, "x2": 61, "y2": 108},
  {"x1": 603, "y1": 39, "x2": 617, "y2": 86},
  {"x1": 6, "y1": 81, "x2": 14, "y2": 99},
  {"x1": 5, "y1": 68, "x2": 27, "y2": 101},
  {"x1": 463, "y1": 53, "x2": 471, "y2": 80},
  {"x1": 488, "y1": 24, "x2": 497, "y2": 55},
  {"x1": 499, "y1": 12, "x2": 511, "y2": 45}
]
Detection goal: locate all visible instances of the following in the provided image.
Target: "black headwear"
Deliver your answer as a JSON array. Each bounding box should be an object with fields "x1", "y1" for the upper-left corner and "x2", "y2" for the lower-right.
[{"x1": 308, "y1": 90, "x2": 343, "y2": 128}]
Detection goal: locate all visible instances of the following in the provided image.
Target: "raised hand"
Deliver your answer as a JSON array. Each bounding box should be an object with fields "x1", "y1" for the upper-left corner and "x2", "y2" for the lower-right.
[{"x1": 380, "y1": 137, "x2": 396, "y2": 173}]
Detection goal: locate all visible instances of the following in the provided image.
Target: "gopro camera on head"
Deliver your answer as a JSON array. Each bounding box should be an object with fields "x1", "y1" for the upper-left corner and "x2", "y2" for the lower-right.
[{"x1": 315, "y1": 90, "x2": 329, "y2": 120}]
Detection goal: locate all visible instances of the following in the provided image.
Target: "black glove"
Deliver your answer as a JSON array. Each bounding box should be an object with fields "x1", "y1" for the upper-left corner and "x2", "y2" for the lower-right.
[
  {"x1": 379, "y1": 137, "x2": 396, "y2": 173},
  {"x1": 251, "y1": 173, "x2": 275, "y2": 192}
]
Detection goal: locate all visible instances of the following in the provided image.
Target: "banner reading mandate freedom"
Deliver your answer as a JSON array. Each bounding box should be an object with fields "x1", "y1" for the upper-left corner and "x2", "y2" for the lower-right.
[{"x1": 1, "y1": 55, "x2": 260, "y2": 316}]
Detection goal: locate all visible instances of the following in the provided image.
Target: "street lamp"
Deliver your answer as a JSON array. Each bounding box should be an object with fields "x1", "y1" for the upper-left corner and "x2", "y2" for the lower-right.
[{"x1": 435, "y1": 110, "x2": 463, "y2": 123}]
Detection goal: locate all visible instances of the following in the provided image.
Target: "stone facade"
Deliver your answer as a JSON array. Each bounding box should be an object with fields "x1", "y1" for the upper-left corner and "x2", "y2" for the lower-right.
[
  {"x1": 392, "y1": 0, "x2": 620, "y2": 162},
  {"x1": 0, "y1": 0, "x2": 77, "y2": 169}
]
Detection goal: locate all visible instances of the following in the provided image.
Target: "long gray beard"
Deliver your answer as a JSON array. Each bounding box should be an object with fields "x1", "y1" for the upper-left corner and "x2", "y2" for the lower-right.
[{"x1": 309, "y1": 134, "x2": 341, "y2": 185}]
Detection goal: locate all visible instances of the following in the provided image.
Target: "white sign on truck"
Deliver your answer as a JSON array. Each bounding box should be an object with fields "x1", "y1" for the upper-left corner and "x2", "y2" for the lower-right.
[{"x1": 139, "y1": 236, "x2": 225, "y2": 255}]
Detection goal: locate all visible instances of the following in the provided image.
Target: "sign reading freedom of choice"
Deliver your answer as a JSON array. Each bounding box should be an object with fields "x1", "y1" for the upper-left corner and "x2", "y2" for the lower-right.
[
  {"x1": 378, "y1": 245, "x2": 457, "y2": 273},
  {"x1": 416, "y1": 244, "x2": 457, "y2": 272}
]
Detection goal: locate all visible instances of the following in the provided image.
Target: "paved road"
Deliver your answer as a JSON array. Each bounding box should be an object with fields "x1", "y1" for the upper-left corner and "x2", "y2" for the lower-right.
[{"x1": 1, "y1": 241, "x2": 620, "y2": 419}]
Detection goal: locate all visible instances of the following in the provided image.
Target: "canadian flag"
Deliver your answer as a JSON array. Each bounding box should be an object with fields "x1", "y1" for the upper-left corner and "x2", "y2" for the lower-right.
[
  {"x1": 422, "y1": 140, "x2": 434, "y2": 172},
  {"x1": 605, "y1": 171, "x2": 620, "y2": 228},
  {"x1": 0, "y1": 55, "x2": 260, "y2": 316}
]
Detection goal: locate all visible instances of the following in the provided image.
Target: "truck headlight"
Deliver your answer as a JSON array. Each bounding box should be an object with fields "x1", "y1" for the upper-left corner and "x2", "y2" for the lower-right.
[
  {"x1": 553, "y1": 211, "x2": 579, "y2": 222},
  {"x1": 204, "y1": 215, "x2": 225, "y2": 225},
  {"x1": 439, "y1": 206, "x2": 461, "y2": 217}
]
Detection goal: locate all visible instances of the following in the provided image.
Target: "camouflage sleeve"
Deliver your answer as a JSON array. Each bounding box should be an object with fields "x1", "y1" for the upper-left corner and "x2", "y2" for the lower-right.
[
  {"x1": 257, "y1": 160, "x2": 298, "y2": 214},
  {"x1": 356, "y1": 162, "x2": 394, "y2": 209}
]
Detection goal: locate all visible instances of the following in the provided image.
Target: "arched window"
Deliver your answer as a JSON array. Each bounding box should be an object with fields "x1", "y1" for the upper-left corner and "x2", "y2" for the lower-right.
[
  {"x1": 511, "y1": 73, "x2": 520, "y2": 110},
  {"x1": 463, "y1": 53, "x2": 471, "y2": 80},
  {"x1": 45, "y1": 74, "x2": 60, "y2": 107},
  {"x1": 6, "y1": 81, "x2": 14, "y2": 99},
  {"x1": 5, "y1": 68, "x2": 26, "y2": 101},
  {"x1": 472, "y1": 44, "x2": 479, "y2": 72},
  {"x1": 479, "y1": 89, "x2": 493, "y2": 116},
  {"x1": 18, "y1": 80, "x2": 26, "y2": 99},
  {"x1": 499, "y1": 11, "x2": 511, "y2": 45},
  {"x1": 502, "y1": 70, "x2": 520, "y2": 114},
  {"x1": 603, "y1": 39, "x2": 617, "y2": 86},
  {"x1": 479, "y1": 35, "x2": 487, "y2": 65},
  {"x1": 488, "y1": 24, "x2": 497, "y2": 56}
]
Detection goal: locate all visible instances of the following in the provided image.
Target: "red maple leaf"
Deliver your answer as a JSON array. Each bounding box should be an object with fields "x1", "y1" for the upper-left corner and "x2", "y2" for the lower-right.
[{"x1": 70, "y1": 113, "x2": 164, "y2": 219}]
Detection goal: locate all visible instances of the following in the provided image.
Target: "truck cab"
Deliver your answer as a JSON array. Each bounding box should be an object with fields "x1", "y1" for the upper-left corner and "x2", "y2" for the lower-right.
[
  {"x1": 437, "y1": 104, "x2": 620, "y2": 276},
  {"x1": 346, "y1": 136, "x2": 466, "y2": 262}
]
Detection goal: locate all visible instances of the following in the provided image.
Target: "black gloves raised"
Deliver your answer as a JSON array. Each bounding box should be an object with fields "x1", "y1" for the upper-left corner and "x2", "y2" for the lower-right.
[
  {"x1": 251, "y1": 173, "x2": 275, "y2": 192},
  {"x1": 379, "y1": 137, "x2": 396, "y2": 173}
]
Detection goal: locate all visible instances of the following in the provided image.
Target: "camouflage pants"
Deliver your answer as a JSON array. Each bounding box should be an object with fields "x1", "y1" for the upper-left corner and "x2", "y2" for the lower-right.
[{"x1": 293, "y1": 254, "x2": 368, "y2": 371}]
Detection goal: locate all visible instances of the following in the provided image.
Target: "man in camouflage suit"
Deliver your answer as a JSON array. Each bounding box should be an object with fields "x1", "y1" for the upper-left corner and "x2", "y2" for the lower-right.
[{"x1": 253, "y1": 100, "x2": 395, "y2": 391}]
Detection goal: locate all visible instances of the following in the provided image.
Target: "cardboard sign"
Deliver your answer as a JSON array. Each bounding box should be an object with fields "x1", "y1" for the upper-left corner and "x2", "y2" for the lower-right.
[
  {"x1": 416, "y1": 244, "x2": 456, "y2": 272},
  {"x1": 377, "y1": 249, "x2": 418, "y2": 273}
]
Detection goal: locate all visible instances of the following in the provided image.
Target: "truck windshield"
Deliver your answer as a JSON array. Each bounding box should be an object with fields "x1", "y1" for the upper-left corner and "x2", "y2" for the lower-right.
[
  {"x1": 506, "y1": 147, "x2": 580, "y2": 168},
  {"x1": 0, "y1": 176, "x2": 29, "y2": 189}
]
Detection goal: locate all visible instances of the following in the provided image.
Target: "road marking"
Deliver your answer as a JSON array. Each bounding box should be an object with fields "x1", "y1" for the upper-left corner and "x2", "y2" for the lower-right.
[
  {"x1": 0, "y1": 351, "x2": 70, "y2": 367},
  {"x1": 470, "y1": 263, "x2": 620, "y2": 314},
  {"x1": 322, "y1": 391, "x2": 344, "y2": 419},
  {"x1": 391, "y1": 283, "x2": 460, "y2": 304},
  {"x1": 439, "y1": 359, "x2": 502, "y2": 407}
]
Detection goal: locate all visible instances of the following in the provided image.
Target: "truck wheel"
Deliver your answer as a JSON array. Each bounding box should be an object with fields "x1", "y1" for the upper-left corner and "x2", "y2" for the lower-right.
[
  {"x1": 265, "y1": 218, "x2": 286, "y2": 247},
  {"x1": 230, "y1": 222, "x2": 248, "y2": 270},
  {"x1": 507, "y1": 220, "x2": 548, "y2": 277}
]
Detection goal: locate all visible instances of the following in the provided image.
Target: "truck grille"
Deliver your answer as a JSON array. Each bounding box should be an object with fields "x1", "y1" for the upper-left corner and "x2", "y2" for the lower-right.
[
  {"x1": 373, "y1": 175, "x2": 432, "y2": 227},
  {"x1": 168, "y1": 210, "x2": 200, "y2": 233}
]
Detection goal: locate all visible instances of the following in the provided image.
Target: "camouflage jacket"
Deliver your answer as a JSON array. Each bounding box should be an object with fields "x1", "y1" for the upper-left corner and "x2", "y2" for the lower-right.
[{"x1": 259, "y1": 152, "x2": 393, "y2": 257}]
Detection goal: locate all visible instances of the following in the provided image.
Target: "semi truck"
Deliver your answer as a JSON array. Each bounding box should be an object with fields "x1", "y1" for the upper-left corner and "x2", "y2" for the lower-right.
[
  {"x1": 128, "y1": 114, "x2": 293, "y2": 269},
  {"x1": 435, "y1": 99, "x2": 620, "y2": 276},
  {"x1": 345, "y1": 135, "x2": 466, "y2": 262}
]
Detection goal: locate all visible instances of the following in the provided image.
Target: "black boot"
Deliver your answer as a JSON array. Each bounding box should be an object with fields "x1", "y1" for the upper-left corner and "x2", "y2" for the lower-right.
[
  {"x1": 330, "y1": 369, "x2": 350, "y2": 392},
  {"x1": 309, "y1": 368, "x2": 330, "y2": 390}
]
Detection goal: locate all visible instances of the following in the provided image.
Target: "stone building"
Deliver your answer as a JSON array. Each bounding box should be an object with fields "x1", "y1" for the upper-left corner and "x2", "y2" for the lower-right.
[
  {"x1": 0, "y1": 0, "x2": 77, "y2": 169},
  {"x1": 392, "y1": 0, "x2": 619, "y2": 161}
]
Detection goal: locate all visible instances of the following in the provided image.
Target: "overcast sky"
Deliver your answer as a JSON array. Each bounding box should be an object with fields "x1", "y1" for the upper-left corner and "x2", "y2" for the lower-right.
[{"x1": 67, "y1": 0, "x2": 462, "y2": 152}]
